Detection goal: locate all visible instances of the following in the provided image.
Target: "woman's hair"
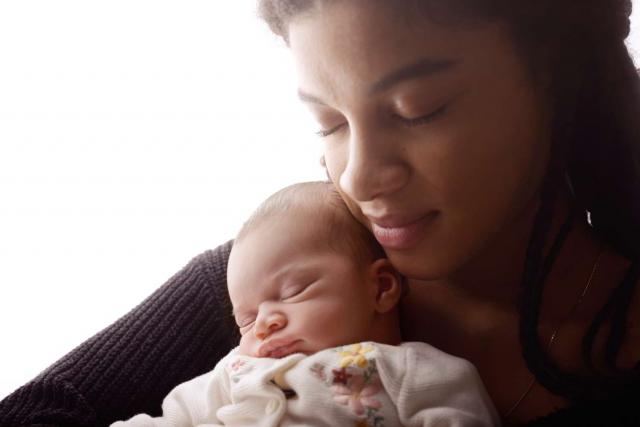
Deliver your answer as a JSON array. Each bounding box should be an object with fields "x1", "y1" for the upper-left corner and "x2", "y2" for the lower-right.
[{"x1": 257, "y1": 0, "x2": 640, "y2": 402}]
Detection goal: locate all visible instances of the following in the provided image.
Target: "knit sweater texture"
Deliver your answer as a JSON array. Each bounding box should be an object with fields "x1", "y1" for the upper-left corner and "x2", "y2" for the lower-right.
[
  {"x1": 0, "y1": 240, "x2": 638, "y2": 426},
  {"x1": 0, "y1": 241, "x2": 239, "y2": 427}
]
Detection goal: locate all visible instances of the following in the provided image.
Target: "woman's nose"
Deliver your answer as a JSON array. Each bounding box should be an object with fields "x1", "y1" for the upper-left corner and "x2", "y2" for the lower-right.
[
  {"x1": 254, "y1": 311, "x2": 287, "y2": 340},
  {"x1": 338, "y1": 128, "x2": 410, "y2": 202}
]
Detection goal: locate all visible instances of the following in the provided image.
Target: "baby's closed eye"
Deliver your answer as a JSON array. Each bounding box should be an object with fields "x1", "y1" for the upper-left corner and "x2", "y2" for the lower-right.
[
  {"x1": 281, "y1": 280, "x2": 319, "y2": 300},
  {"x1": 236, "y1": 316, "x2": 256, "y2": 332}
]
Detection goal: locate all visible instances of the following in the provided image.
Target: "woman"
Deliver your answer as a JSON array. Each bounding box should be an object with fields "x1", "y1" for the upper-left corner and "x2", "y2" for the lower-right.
[{"x1": 1, "y1": 0, "x2": 639, "y2": 425}]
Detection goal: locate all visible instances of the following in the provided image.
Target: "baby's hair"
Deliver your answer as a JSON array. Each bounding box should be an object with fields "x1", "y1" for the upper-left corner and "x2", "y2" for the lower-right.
[{"x1": 236, "y1": 181, "x2": 386, "y2": 265}]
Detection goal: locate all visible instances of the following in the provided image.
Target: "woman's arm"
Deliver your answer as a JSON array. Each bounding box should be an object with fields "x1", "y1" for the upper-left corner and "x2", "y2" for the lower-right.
[
  {"x1": 0, "y1": 241, "x2": 239, "y2": 427},
  {"x1": 110, "y1": 350, "x2": 236, "y2": 427}
]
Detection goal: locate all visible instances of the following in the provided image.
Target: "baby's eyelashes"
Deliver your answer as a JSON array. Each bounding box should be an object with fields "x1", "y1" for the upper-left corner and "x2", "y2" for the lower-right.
[
  {"x1": 281, "y1": 285, "x2": 307, "y2": 300},
  {"x1": 236, "y1": 316, "x2": 256, "y2": 331},
  {"x1": 281, "y1": 280, "x2": 318, "y2": 300}
]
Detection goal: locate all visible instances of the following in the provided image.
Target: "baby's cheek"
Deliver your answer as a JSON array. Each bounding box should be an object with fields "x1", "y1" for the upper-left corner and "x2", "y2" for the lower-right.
[
  {"x1": 238, "y1": 334, "x2": 252, "y2": 356},
  {"x1": 237, "y1": 333, "x2": 256, "y2": 356}
]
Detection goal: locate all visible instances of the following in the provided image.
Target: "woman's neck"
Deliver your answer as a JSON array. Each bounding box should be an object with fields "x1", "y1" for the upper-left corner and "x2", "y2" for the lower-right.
[{"x1": 424, "y1": 187, "x2": 583, "y2": 309}]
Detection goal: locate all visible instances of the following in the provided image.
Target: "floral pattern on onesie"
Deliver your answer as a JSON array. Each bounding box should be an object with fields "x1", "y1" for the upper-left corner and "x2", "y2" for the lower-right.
[
  {"x1": 310, "y1": 343, "x2": 386, "y2": 427},
  {"x1": 227, "y1": 357, "x2": 254, "y2": 383},
  {"x1": 111, "y1": 341, "x2": 499, "y2": 427}
]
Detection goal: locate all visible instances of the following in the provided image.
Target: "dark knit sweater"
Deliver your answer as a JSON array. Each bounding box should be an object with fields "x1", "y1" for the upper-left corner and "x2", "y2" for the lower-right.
[
  {"x1": 0, "y1": 241, "x2": 240, "y2": 427},
  {"x1": 0, "y1": 240, "x2": 638, "y2": 426}
]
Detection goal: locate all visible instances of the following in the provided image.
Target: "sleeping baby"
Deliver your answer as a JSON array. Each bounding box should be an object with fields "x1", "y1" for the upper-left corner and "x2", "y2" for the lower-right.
[{"x1": 111, "y1": 181, "x2": 499, "y2": 427}]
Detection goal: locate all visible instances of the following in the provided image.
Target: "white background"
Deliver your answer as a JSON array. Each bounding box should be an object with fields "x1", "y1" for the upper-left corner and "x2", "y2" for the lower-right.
[{"x1": 0, "y1": 1, "x2": 639, "y2": 400}]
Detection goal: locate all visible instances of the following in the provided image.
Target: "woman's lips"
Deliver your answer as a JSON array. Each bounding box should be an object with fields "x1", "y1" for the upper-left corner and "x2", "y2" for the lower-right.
[{"x1": 370, "y1": 212, "x2": 439, "y2": 250}]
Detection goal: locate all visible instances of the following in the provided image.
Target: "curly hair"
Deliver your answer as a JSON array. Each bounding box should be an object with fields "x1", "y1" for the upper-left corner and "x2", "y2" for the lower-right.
[{"x1": 257, "y1": 0, "x2": 640, "y2": 403}]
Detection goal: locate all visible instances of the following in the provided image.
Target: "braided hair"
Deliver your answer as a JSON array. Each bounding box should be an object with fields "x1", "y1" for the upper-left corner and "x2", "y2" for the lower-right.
[{"x1": 257, "y1": 0, "x2": 640, "y2": 402}]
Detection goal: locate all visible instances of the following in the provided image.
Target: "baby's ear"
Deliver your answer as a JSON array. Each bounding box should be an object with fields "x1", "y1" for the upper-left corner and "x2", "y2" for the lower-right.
[{"x1": 368, "y1": 258, "x2": 403, "y2": 314}]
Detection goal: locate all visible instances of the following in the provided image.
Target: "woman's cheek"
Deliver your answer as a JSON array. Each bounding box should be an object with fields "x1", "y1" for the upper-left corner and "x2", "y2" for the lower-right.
[
  {"x1": 322, "y1": 142, "x2": 340, "y2": 183},
  {"x1": 323, "y1": 144, "x2": 353, "y2": 205}
]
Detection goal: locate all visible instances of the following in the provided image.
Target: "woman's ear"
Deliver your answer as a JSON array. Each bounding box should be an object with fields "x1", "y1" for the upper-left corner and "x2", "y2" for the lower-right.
[{"x1": 368, "y1": 258, "x2": 403, "y2": 314}]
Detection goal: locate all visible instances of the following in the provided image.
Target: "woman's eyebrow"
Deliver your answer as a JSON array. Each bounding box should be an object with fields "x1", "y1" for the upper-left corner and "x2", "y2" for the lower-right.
[
  {"x1": 298, "y1": 90, "x2": 326, "y2": 105},
  {"x1": 370, "y1": 57, "x2": 459, "y2": 94},
  {"x1": 297, "y1": 57, "x2": 458, "y2": 105}
]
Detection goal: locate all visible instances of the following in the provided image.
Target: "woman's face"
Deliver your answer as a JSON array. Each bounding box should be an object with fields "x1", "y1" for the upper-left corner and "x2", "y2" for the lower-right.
[{"x1": 289, "y1": 1, "x2": 552, "y2": 280}]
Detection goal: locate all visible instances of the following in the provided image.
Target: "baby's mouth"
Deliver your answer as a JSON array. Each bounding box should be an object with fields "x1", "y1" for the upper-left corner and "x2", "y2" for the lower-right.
[{"x1": 258, "y1": 339, "x2": 302, "y2": 358}]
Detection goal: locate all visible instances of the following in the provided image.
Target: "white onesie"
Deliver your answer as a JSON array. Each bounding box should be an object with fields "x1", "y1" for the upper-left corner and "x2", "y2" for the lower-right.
[{"x1": 111, "y1": 341, "x2": 500, "y2": 427}]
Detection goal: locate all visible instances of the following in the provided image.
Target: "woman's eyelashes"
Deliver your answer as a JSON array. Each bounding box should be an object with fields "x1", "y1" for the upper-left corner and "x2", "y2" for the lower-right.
[
  {"x1": 396, "y1": 103, "x2": 449, "y2": 127},
  {"x1": 314, "y1": 102, "x2": 449, "y2": 138},
  {"x1": 315, "y1": 122, "x2": 347, "y2": 138}
]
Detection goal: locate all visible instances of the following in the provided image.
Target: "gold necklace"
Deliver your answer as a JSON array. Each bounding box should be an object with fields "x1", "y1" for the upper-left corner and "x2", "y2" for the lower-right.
[{"x1": 504, "y1": 246, "x2": 604, "y2": 420}]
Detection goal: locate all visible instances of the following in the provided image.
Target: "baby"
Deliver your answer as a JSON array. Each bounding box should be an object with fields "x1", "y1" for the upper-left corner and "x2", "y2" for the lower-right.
[{"x1": 112, "y1": 182, "x2": 499, "y2": 427}]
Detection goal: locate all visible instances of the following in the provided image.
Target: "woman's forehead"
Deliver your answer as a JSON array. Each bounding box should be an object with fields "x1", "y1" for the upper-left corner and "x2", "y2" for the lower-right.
[{"x1": 288, "y1": 1, "x2": 510, "y2": 104}]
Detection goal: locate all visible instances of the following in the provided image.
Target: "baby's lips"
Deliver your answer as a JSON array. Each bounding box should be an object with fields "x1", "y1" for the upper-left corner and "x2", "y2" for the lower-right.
[{"x1": 258, "y1": 338, "x2": 301, "y2": 358}]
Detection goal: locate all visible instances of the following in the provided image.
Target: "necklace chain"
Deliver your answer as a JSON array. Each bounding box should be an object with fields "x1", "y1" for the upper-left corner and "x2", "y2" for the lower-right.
[{"x1": 504, "y1": 246, "x2": 604, "y2": 420}]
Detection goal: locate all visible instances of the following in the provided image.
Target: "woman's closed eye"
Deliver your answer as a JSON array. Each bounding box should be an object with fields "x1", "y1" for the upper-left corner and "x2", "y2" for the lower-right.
[
  {"x1": 315, "y1": 122, "x2": 347, "y2": 138},
  {"x1": 314, "y1": 102, "x2": 449, "y2": 138},
  {"x1": 397, "y1": 103, "x2": 449, "y2": 127}
]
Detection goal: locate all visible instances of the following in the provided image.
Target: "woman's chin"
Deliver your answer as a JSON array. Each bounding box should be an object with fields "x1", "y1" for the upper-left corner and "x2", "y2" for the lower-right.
[{"x1": 385, "y1": 245, "x2": 459, "y2": 281}]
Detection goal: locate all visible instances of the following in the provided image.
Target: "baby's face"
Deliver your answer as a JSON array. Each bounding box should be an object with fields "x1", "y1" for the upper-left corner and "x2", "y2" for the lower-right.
[{"x1": 227, "y1": 215, "x2": 379, "y2": 358}]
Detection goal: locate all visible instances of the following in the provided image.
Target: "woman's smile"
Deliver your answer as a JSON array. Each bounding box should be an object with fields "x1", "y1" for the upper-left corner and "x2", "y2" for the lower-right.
[
  {"x1": 290, "y1": 1, "x2": 550, "y2": 280},
  {"x1": 369, "y1": 211, "x2": 440, "y2": 250}
]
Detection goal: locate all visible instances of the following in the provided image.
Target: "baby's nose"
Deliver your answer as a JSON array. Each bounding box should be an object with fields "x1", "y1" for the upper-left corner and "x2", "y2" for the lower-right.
[{"x1": 254, "y1": 312, "x2": 287, "y2": 340}]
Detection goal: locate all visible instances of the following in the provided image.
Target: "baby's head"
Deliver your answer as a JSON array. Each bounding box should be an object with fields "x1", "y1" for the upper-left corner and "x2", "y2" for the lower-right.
[{"x1": 228, "y1": 181, "x2": 405, "y2": 358}]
